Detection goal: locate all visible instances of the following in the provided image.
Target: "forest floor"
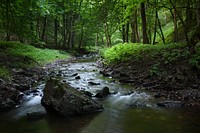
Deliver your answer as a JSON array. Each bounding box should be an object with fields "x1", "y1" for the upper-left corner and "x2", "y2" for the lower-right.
[{"x1": 99, "y1": 43, "x2": 200, "y2": 108}]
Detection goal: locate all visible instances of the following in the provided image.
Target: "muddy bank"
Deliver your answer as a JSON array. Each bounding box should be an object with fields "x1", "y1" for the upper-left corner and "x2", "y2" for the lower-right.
[{"x1": 98, "y1": 58, "x2": 200, "y2": 108}]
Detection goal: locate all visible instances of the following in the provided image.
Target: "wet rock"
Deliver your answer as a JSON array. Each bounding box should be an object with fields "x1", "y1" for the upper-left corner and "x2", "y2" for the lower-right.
[
  {"x1": 123, "y1": 91, "x2": 134, "y2": 96},
  {"x1": 75, "y1": 76, "x2": 81, "y2": 80},
  {"x1": 176, "y1": 89, "x2": 200, "y2": 102},
  {"x1": 110, "y1": 91, "x2": 118, "y2": 95},
  {"x1": 80, "y1": 90, "x2": 93, "y2": 97},
  {"x1": 128, "y1": 101, "x2": 148, "y2": 108},
  {"x1": 88, "y1": 82, "x2": 101, "y2": 85},
  {"x1": 16, "y1": 84, "x2": 30, "y2": 92},
  {"x1": 95, "y1": 87, "x2": 110, "y2": 98},
  {"x1": 71, "y1": 73, "x2": 78, "y2": 77},
  {"x1": 157, "y1": 100, "x2": 185, "y2": 108},
  {"x1": 27, "y1": 104, "x2": 47, "y2": 120},
  {"x1": 0, "y1": 86, "x2": 21, "y2": 110},
  {"x1": 0, "y1": 78, "x2": 5, "y2": 86},
  {"x1": 42, "y1": 78, "x2": 103, "y2": 116}
]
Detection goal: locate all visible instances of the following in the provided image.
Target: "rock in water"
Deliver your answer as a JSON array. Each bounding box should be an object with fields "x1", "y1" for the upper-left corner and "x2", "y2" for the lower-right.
[
  {"x1": 41, "y1": 78, "x2": 103, "y2": 116},
  {"x1": 157, "y1": 100, "x2": 185, "y2": 108},
  {"x1": 95, "y1": 87, "x2": 110, "y2": 98}
]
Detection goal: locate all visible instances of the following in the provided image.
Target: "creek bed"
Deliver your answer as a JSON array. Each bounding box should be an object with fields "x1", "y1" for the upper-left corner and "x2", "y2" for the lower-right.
[{"x1": 0, "y1": 58, "x2": 200, "y2": 133}]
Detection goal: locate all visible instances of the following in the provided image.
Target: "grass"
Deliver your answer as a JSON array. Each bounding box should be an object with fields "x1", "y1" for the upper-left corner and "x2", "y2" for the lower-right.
[
  {"x1": 101, "y1": 43, "x2": 189, "y2": 65},
  {"x1": 0, "y1": 41, "x2": 71, "y2": 80}
]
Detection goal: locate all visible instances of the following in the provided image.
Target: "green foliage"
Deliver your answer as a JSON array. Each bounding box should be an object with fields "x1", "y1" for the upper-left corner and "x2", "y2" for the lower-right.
[
  {"x1": 162, "y1": 48, "x2": 190, "y2": 64},
  {"x1": 0, "y1": 41, "x2": 70, "y2": 67},
  {"x1": 189, "y1": 42, "x2": 200, "y2": 69},
  {"x1": 102, "y1": 43, "x2": 187, "y2": 64},
  {"x1": 148, "y1": 63, "x2": 162, "y2": 77}
]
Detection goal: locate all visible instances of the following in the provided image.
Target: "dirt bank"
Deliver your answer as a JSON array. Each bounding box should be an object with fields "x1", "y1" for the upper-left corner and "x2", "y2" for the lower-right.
[{"x1": 98, "y1": 53, "x2": 200, "y2": 108}]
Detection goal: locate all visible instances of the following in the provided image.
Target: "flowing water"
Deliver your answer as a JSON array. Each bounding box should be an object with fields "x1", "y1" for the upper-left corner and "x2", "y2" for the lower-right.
[{"x1": 0, "y1": 58, "x2": 200, "y2": 133}]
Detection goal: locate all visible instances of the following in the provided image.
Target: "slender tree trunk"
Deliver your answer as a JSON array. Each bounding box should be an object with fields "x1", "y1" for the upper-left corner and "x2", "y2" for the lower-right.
[
  {"x1": 140, "y1": 2, "x2": 149, "y2": 44},
  {"x1": 102, "y1": 35, "x2": 104, "y2": 46},
  {"x1": 95, "y1": 33, "x2": 99, "y2": 49},
  {"x1": 104, "y1": 22, "x2": 111, "y2": 47},
  {"x1": 157, "y1": 9, "x2": 165, "y2": 44},
  {"x1": 125, "y1": 22, "x2": 129, "y2": 43},
  {"x1": 186, "y1": 1, "x2": 191, "y2": 33},
  {"x1": 5, "y1": 0, "x2": 10, "y2": 41},
  {"x1": 62, "y1": 13, "x2": 67, "y2": 47},
  {"x1": 135, "y1": 10, "x2": 140, "y2": 42},
  {"x1": 131, "y1": 21, "x2": 136, "y2": 43},
  {"x1": 169, "y1": 0, "x2": 189, "y2": 43},
  {"x1": 170, "y1": 9, "x2": 178, "y2": 42},
  {"x1": 54, "y1": 18, "x2": 58, "y2": 46},
  {"x1": 153, "y1": 10, "x2": 157, "y2": 44},
  {"x1": 196, "y1": 0, "x2": 200, "y2": 26},
  {"x1": 122, "y1": 24, "x2": 126, "y2": 43},
  {"x1": 78, "y1": 27, "x2": 84, "y2": 49},
  {"x1": 41, "y1": 16, "x2": 47, "y2": 41}
]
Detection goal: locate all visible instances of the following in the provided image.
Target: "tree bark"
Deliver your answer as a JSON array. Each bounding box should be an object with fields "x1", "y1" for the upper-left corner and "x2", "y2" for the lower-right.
[
  {"x1": 169, "y1": 0, "x2": 189, "y2": 43},
  {"x1": 196, "y1": 0, "x2": 200, "y2": 26},
  {"x1": 125, "y1": 22, "x2": 129, "y2": 43},
  {"x1": 104, "y1": 22, "x2": 111, "y2": 46},
  {"x1": 122, "y1": 24, "x2": 126, "y2": 43},
  {"x1": 41, "y1": 16, "x2": 47, "y2": 42},
  {"x1": 140, "y1": 2, "x2": 149, "y2": 44},
  {"x1": 54, "y1": 18, "x2": 58, "y2": 46},
  {"x1": 95, "y1": 33, "x2": 99, "y2": 49},
  {"x1": 156, "y1": 8, "x2": 165, "y2": 44},
  {"x1": 170, "y1": 9, "x2": 178, "y2": 42}
]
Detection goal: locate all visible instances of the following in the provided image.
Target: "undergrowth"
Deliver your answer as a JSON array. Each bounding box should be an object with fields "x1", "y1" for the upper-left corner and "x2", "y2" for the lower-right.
[
  {"x1": 0, "y1": 41, "x2": 70, "y2": 80},
  {"x1": 102, "y1": 43, "x2": 189, "y2": 65}
]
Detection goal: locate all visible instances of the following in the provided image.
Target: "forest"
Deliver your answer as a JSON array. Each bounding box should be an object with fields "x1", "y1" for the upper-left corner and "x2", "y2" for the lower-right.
[
  {"x1": 0, "y1": 0, "x2": 200, "y2": 133},
  {"x1": 0, "y1": 0, "x2": 199, "y2": 47}
]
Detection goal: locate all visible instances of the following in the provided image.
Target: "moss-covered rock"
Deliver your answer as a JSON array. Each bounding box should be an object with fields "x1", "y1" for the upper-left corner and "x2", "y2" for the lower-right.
[{"x1": 42, "y1": 78, "x2": 103, "y2": 116}]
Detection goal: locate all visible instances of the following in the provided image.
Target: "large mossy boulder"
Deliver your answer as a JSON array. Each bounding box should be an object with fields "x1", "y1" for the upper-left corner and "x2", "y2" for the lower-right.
[{"x1": 41, "y1": 78, "x2": 103, "y2": 116}]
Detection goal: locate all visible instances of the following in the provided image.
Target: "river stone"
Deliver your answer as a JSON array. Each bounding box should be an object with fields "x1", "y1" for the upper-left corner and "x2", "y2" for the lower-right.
[
  {"x1": 0, "y1": 85, "x2": 20, "y2": 110},
  {"x1": 95, "y1": 87, "x2": 110, "y2": 98},
  {"x1": 41, "y1": 78, "x2": 103, "y2": 116},
  {"x1": 27, "y1": 104, "x2": 47, "y2": 120},
  {"x1": 157, "y1": 100, "x2": 185, "y2": 108}
]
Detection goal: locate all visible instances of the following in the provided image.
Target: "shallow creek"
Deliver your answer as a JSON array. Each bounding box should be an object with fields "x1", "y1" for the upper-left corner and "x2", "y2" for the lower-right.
[{"x1": 0, "y1": 58, "x2": 200, "y2": 133}]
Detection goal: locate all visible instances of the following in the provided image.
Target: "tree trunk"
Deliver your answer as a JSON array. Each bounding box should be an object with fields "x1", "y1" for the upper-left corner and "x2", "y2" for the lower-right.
[
  {"x1": 5, "y1": 0, "x2": 10, "y2": 41},
  {"x1": 95, "y1": 33, "x2": 99, "y2": 48},
  {"x1": 140, "y1": 2, "x2": 149, "y2": 44},
  {"x1": 122, "y1": 24, "x2": 126, "y2": 43},
  {"x1": 41, "y1": 16, "x2": 47, "y2": 42},
  {"x1": 196, "y1": 0, "x2": 200, "y2": 26},
  {"x1": 62, "y1": 13, "x2": 67, "y2": 48},
  {"x1": 169, "y1": 0, "x2": 189, "y2": 43},
  {"x1": 78, "y1": 27, "x2": 84, "y2": 49},
  {"x1": 170, "y1": 9, "x2": 178, "y2": 42},
  {"x1": 153, "y1": 9, "x2": 158, "y2": 44},
  {"x1": 125, "y1": 22, "x2": 129, "y2": 43},
  {"x1": 157, "y1": 8, "x2": 165, "y2": 44},
  {"x1": 104, "y1": 22, "x2": 111, "y2": 47},
  {"x1": 54, "y1": 18, "x2": 58, "y2": 46}
]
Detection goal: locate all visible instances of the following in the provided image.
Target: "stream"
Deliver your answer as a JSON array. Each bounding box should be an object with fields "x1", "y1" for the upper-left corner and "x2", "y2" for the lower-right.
[{"x1": 0, "y1": 57, "x2": 200, "y2": 133}]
